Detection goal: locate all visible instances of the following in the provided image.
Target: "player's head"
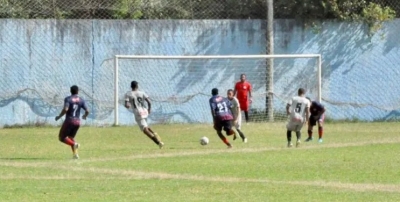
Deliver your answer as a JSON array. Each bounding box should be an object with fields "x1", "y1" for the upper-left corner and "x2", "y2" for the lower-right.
[
  {"x1": 211, "y1": 88, "x2": 218, "y2": 96},
  {"x1": 298, "y1": 88, "x2": 306, "y2": 96},
  {"x1": 227, "y1": 89, "x2": 234, "y2": 100},
  {"x1": 70, "y1": 85, "x2": 79, "y2": 95},
  {"x1": 131, "y1": 81, "x2": 138, "y2": 90},
  {"x1": 240, "y1": 74, "x2": 246, "y2": 82}
]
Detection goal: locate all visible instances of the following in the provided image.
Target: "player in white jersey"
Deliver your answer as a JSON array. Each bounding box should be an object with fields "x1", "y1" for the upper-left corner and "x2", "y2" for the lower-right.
[
  {"x1": 285, "y1": 88, "x2": 310, "y2": 148},
  {"x1": 124, "y1": 81, "x2": 164, "y2": 149},
  {"x1": 227, "y1": 89, "x2": 247, "y2": 143}
]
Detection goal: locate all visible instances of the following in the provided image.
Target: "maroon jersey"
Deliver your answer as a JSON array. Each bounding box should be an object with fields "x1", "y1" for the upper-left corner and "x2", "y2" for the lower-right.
[
  {"x1": 64, "y1": 95, "x2": 88, "y2": 120},
  {"x1": 310, "y1": 101, "x2": 324, "y2": 116},
  {"x1": 209, "y1": 95, "x2": 234, "y2": 121}
]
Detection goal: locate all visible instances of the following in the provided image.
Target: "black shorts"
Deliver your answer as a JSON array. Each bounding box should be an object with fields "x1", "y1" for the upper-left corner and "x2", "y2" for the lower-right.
[
  {"x1": 309, "y1": 114, "x2": 325, "y2": 126},
  {"x1": 59, "y1": 119, "x2": 81, "y2": 140},
  {"x1": 214, "y1": 120, "x2": 232, "y2": 133}
]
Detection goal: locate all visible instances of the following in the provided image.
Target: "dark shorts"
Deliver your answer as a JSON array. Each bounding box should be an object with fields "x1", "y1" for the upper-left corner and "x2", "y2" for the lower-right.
[
  {"x1": 309, "y1": 114, "x2": 325, "y2": 126},
  {"x1": 214, "y1": 119, "x2": 233, "y2": 133},
  {"x1": 59, "y1": 119, "x2": 81, "y2": 140}
]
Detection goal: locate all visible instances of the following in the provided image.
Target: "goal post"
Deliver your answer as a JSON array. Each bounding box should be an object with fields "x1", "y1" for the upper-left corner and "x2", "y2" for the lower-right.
[{"x1": 114, "y1": 54, "x2": 322, "y2": 126}]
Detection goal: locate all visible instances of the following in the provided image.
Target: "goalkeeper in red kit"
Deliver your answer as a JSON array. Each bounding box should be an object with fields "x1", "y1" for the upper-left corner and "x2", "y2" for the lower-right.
[{"x1": 233, "y1": 74, "x2": 252, "y2": 122}]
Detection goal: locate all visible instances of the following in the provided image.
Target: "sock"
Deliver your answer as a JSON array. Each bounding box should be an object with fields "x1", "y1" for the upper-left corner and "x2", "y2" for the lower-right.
[
  {"x1": 63, "y1": 137, "x2": 75, "y2": 146},
  {"x1": 237, "y1": 129, "x2": 246, "y2": 139},
  {"x1": 150, "y1": 136, "x2": 160, "y2": 145},
  {"x1": 244, "y1": 111, "x2": 249, "y2": 122},
  {"x1": 286, "y1": 131, "x2": 292, "y2": 142},
  {"x1": 308, "y1": 130, "x2": 312, "y2": 138},
  {"x1": 318, "y1": 127, "x2": 323, "y2": 139},
  {"x1": 222, "y1": 137, "x2": 230, "y2": 145},
  {"x1": 296, "y1": 131, "x2": 301, "y2": 140}
]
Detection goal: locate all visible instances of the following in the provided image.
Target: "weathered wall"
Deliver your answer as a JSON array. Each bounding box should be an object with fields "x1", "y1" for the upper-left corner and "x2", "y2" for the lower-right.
[{"x1": 0, "y1": 19, "x2": 399, "y2": 126}]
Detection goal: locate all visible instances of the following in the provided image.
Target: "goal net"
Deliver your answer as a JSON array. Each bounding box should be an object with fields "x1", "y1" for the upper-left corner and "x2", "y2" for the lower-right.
[{"x1": 111, "y1": 55, "x2": 322, "y2": 125}]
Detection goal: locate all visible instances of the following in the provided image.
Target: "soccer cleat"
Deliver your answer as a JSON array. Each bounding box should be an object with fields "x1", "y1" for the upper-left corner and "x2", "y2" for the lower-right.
[
  {"x1": 233, "y1": 133, "x2": 237, "y2": 141},
  {"x1": 73, "y1": 154, "x2": 79, "y2": 159},
  {"x1": 243, "y1": 138, "x2": 248, "y2": 143},
  {"x1": 318, "y1": 138, "x2": 323, "y2": 143},
  {"x1": 158, "y1": 142, "x2": 164, "y2": 149},
  {"x1": 296, "y1": 140, "x2": 301, "y2": 147},
  {"x1": 305, "y1": 137, "x2": 313, "y2": 142},
  {"x1": 287, "y1": 142, "x2": 293, "y2": 148},
  {"x1": 227, "y1": 145, "x2": 233, "y2": 149}
]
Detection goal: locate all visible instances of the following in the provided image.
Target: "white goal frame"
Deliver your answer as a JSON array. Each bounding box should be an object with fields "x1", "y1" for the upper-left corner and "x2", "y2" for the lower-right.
[{"x1": 114, "y1": 54, "x2": 322, "y2": 125}]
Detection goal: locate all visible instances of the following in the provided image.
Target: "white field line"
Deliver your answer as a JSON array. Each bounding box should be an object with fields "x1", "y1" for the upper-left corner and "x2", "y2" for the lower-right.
[
  {"x1": 77, "y1": 138, "x2": 400, "y2": 163},
  {"x1": 0, "y1": 161, "x2": 400, "y2": 193}
]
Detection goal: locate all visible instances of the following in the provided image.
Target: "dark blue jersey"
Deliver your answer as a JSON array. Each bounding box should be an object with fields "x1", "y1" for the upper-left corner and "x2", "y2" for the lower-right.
[
  {"x1": 310, "y1": 101, "x2": 324, "y2": 116},
  {"x1": 64, "y1": 95, "x2": 88, "y2": 120},
  {"x1": 209, "y1": 95, "x2": 234, "y2": 121}
]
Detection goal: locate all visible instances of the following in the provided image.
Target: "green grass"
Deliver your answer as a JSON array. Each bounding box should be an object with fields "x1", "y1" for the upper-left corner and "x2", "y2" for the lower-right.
[{"x1": 1, "y1": 122, "x2": 400, "y2": 201}]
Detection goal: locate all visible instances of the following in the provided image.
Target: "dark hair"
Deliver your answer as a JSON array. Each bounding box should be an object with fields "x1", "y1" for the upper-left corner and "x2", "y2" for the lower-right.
[
  {"x1": 240, "y1": 74, "x2": 246, "y2": 77},
  {"x1": 211, "y1": 88, "x2": 218, "y2": 96},
  {"x1": 227, "y1": 89, "x2": 234, "y2": 93},
  {"x1": 298, "y1": 88, "x2": 306, "y2": 95},
  {"x1": 70, "y1": 85, "x2": 79, "y2": 95},
  {"x1": 131, "y1": 81, "x2": 138, "y2": 89}
]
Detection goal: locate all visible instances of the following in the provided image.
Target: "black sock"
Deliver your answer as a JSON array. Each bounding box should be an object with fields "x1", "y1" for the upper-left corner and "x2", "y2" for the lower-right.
[
  {"x1": 151, "y1": 136, "x2": 160, "y2": 145},
  {"x1": 244, "y1": 111, "x2": 249, "y2": 122},
  {"x1": 287, "y1": 130, "x2": 292, "y2": 142},
  {"x1": 296, "y1": 131, "x2": 301, "y2": 140},
  {"x1": 237, "y1": 129, "x2": 246, "y2": 139}
]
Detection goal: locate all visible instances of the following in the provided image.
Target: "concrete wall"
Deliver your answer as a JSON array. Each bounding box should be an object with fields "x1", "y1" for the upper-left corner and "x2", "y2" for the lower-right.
[{"x1": 0, "y1": 19, "x2": 399, "y2": 126}]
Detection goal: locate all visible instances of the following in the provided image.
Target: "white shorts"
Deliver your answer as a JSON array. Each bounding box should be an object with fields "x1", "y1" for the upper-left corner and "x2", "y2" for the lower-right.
[
  {"x1": 135, "y1": 116, "x2": 148, "y2": 131},
  {"x1": 286, "y1": 120, "x2": 305, "y2": 132}
]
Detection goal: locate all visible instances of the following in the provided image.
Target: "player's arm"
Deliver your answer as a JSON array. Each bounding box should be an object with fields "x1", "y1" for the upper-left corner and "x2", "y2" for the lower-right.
[
  {"x1": 305, "y1": 106, "x2": 310, "y2": 123},
  {"x1": 145, "y1": 97, "x2": 151, "y2": 114},
  {"x1": 316, "y1": 105, "x2": 326, "y2": 117},
  {"x1": 124, "y1": 93, "x2": 130, "y2": 109},
  {"x1": 55, "y1": 98, "x2": 69, "y2": 121},
  {"x1": 82, "y1": 100, "x2": 90, "y2": 120},
  {"x1": 248, "y1": 83, "x2": 252, "y2": 103},
  {"x1": 233, "y1": 83, "x2": 238, "y2": 96},
  {"x1": 209, "y1": 100, "x2": 217, "y2": 122}
]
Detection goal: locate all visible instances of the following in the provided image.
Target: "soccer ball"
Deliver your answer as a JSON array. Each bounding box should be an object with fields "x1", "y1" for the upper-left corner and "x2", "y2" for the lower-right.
[{"x1": 200, "y1": 136, "x2": 209, "y2": 146}]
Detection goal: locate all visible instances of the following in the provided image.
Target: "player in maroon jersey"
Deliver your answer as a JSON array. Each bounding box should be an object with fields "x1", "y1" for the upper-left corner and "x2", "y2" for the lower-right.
[
  {"x1": 305, "y1": 97, "x2": 326, "y2": 143},
  {"x1": 55, "y1": 85, "x2": 89, "y2": 159},
  {"x1": 209, "y1": 88, "x2": 236, "y2": 148}
]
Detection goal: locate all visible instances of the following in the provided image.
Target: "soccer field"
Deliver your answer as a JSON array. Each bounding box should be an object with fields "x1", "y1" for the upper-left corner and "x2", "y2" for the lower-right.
[{"x1": 1, "y1": 122, "x2": 400, "y2": 201}]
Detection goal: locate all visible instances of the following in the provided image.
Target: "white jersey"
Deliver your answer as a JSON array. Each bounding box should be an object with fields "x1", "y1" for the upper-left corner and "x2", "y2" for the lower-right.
[
  {"x1": 230, "y1": 97, "x2": 241, "y2": 120},
  {"x1": 288, "y1": 96, "x2": 310, "y2": 123},
  {"x1": 125, "y1": 90, "x2": 149, "y2": 119}
]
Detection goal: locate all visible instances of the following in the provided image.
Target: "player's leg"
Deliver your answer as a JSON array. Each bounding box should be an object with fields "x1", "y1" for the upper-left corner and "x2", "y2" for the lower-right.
[
  {"x1": 68, "y1": 121, "x2": 81, "y2": 158},
  {"x1": 286, "y1": 122, "x2": 294, "y2": 147},
  {"x1": 147, "y1": 127, "x2": 163, "y2": 147},
  {"x1": 58, "y1": 121, "x2": 75, "y2": 147},
  {"x1": 137, "y1": 118, "x2": 163, "y2": 148},
  {"x1": 306, "y1": 116, "x2": 316, "y2": 142},
  {"x1": 235, "y1": 115, "x2": 247, "y2": 143},
  {"x1": 317, "y1": 114, "x2": 325, "y2": 143},
  {"x1": 215, "y1": 120, "x2": 232, "y2": 148},
  {"x1": 295, "y1": 124, "x2": 303, "y2": 147},
  {"x1": 244, "y1": 111, "x2": 249, "y2": 122},
  {"x1": 239, "y1": 100, "x2": 250, "y2": 122}
]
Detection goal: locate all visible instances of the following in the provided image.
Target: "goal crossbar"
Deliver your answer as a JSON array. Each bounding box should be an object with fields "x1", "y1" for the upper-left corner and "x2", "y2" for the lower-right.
[{"x1": 114, "y1": 54, "x2": 322, "y2": 125}]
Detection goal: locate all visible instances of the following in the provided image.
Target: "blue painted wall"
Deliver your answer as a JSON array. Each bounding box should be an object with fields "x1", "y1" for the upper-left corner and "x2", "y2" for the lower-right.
[{"x1": 0, "y1": 19, "x2": 399, "y2": 126}]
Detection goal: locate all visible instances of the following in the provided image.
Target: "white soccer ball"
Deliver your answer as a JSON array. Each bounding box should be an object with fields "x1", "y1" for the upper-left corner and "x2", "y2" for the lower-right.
[{"x1": 200, "y1": 136, "x2": 209, "y2": 145}]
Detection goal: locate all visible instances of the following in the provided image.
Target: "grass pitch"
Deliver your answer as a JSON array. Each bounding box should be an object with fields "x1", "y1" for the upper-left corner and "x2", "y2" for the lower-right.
[{"x1": 1, "y1": 122, "x2": 400, "y2": 201}]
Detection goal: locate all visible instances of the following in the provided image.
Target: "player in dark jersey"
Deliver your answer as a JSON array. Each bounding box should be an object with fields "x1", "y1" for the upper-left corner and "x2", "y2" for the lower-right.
[
  {"x1": 305, "y1": 97, "x2": 326, "y2": 143},
  {"x1": 209, "y1": 88, "x2": 237, "y2": 148},
  {"x1": 55, "y1": 85, "x2": 89, "y2": 159}
]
